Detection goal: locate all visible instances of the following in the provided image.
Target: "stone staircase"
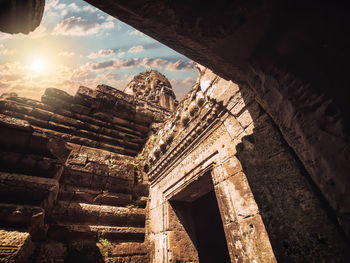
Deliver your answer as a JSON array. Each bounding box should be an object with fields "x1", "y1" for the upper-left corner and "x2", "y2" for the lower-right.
[
  {"x1": 0, "y1": 115, "x2": 150, "y2": 262},
  {"x1": 47, "y1": 146, "x2": 150, "y2": 262},
  {"x1": 0, "y1": 84, "x2": 168, "y2": 262},
  {"x1": 0, "y1": 114, "x2": 68, "y2": 262},
  {"x1": 0, "y1": 85, "x2": 156, "y2": 156}
]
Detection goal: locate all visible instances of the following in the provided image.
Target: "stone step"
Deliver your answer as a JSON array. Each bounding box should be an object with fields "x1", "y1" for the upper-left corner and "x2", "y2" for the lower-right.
[
  {"x1": 0, "y1": 229, "x2": 35, "y2": 263},
  {"x1": 0, "y1": 172, "x2": 58, "y2": 209},
  {"x1": 0, "y1": 114, "x2": 53, "y2": 158},
  {"x1": 48, "y1": 224, "x2": 145, "y2": 243},
  {"x1": 97, "y1": 242, "x2": 149, "y2": 262},
  {"x1": 58, "y1": 185, "x2": 132, "y2": 207},
  {"x1": 6, "y1": 96, "x2": 146, "y2": 138},
  {"x1": 134, "y1": 196, "x2": 148, "y2": 209},
  {"x1": 133, "y1": 183, "x2": 150, "y2": 198},
  {"x1": 0, "y1": 203, "x2": 46, "y2": 240},
  {"x1": 60, "y1": 169, "x2": 133, "y2": 194},
  {"x1": 32, "y1": 125, "x2": 139, "y2": 156},
  {"x1": 0, "y1": 151, "x2": 63, "y2": 179},
  {"x1": 0, "y1": 108, "x2": 142, "y2": 153},
  {"x1": 51, "y1": 201, "x2": 145, "y2": 227},
  {"x1": 0, "y1": 203, "x2": 44, "y2": 228},
  {"x1": 41, "y1": 93, "x2": 150, "y2": 134},
  {"x1": 73, "y1": 86, "x2": 153, "y2": 127},
  {"x1": 0, "y1": 99, "x2": 146, "y2": 144}
]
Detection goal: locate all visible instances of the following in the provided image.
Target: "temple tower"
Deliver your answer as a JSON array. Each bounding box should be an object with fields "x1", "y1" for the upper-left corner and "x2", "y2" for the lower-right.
[{"x1": 124, "y1": 70, "x2": 177, "y2": 111}]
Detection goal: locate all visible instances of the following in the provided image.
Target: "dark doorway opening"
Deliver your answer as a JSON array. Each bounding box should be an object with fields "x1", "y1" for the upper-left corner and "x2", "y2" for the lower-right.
[
  {"x1": 192, "y1": 190, "x2": 230, "y2": 263},
  {"x1": 169, "y1": 172, "x2": 230, "y2": 262}
]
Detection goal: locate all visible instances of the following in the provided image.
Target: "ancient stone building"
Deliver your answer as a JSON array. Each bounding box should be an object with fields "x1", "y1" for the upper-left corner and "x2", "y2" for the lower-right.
[
  {"x1": 0, "y1": 78, "x2": 172, "y2": 262},
  {"x1": 124, "y1": 70, "x2": 177, "y2": 112},
  {"x1": 1, "y1": 0, "x2": 350, "y2": 262}
]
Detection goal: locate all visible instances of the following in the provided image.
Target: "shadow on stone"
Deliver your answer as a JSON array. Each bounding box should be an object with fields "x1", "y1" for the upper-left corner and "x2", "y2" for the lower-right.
[{"x1": 235, "y1": 87, "x2": 349, "y2": 261}]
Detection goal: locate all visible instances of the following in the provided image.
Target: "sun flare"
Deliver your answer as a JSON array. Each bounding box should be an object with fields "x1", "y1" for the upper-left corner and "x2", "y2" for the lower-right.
[{"x1": 30, "y1": 58, "x2": 46, "y2": 73}]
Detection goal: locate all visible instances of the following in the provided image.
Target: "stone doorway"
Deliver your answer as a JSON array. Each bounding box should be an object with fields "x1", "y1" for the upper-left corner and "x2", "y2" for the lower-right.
[{"x1": 168, "y1": 172, "x2": 230, "y2": 263}]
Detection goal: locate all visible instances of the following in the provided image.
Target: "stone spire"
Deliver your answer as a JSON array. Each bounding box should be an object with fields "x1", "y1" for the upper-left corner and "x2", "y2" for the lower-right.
[{"x1": 123, "y1": 70, "x2": 177, "y2": 111}]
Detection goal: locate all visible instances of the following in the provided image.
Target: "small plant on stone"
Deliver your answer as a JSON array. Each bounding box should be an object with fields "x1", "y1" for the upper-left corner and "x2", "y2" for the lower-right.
[
  {"x1": 137, "y1": 172, "x2": 143, "y2": 183},
  {"x1": 100, "y1": 229, "x2": 107, "y2": 237},
  {"x1": 133, "y1": 162, "x2": 140, "y2": 170},
  {"x1": 99, "y1": 238, "x2": 111, "y2": 257}
]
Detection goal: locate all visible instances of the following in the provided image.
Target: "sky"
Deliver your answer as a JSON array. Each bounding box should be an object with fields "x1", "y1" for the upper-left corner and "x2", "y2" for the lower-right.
[{"x1": 0, "y1": 0, "x2": 198, "y2": 100}]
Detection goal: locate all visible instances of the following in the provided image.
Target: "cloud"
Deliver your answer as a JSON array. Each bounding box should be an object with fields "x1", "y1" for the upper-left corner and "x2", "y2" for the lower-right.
[
  {"x1": 0, "y1": 44, "x2": 16, "y2": 56},
  {"x1": 166, "y1": 60, "x2": 195, "y2": 71},
  {"x1": 170, "y1": 77, "x2": 196, "y2": 100},
  {"x1": 0, "y1": 61, "x2": 84, "y2": 100},
  {"x1": 58, "y1": 51, "x2": 75, "y2": 57},
  {"x1": 0, "y1": 33, "x2": 12, "y2": 41},
  {"x1": 68, "y1": 3, "x2": 80, "y2": 12},
  {"x1": 28, "y1": 24, "x2": 47, "y2": 39},
  {"x1": 102, "y1": 72, "x2": 119, "y2": 79},
  {"x1": 128, "y1": 45, "x2": 145, "y2": 53},
  {"x1": 139, "y1": 58, "x2": 168, "y2": 69},
  {"x1": 45, "y1": 0, "x2": 60, "y2": 10},
  {"x1": 53, "y1": 16, "x2": 114, "y2": 36},
  {"x1": 87, "y1": 49, "x2": 115, "y2": 59},
  {"x1": 129, "y1": 30, "x2": 144, "y2": 36},
  {"x1": 83, "y1": 5, "x2": 97, "y2": 13},
  {"x1": 181, "y1": 77, "x2": 196, "y2": 86},
  {"x1": 78, "y1": 58, "x2": 170, "y2": 73},
  {"x1": 45, "y1": 0, "x2": 66, "y2": 16}
]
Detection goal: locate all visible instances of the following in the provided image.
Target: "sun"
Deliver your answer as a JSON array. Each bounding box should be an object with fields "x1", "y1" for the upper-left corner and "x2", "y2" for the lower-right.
[{"x1": 30, "y1": 58, "x2": 46, "y2": 73}]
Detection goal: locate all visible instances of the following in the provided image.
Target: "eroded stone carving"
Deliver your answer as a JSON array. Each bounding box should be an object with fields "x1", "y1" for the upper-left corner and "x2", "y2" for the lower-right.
[{"x1": 124, "y1": 70, "x2": 178, "y2": 111}]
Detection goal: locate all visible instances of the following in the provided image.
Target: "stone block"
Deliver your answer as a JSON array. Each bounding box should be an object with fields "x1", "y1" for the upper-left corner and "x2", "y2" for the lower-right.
[
  {"x1": 168, "y1": 231, "x2": 199, "y2": 262},
  {"x1": 237, "y1": 109, "x2": 254, "y2": 128},
  {"x1": 229, "y1": 94, "x2": 248, "y2": 117},
  {"x1": 237, "y1": 214, "x2": 276, "y2": 263},
  {"x1": 223, "y1": 156, "x2": 243, "y2": 178},
  {"x1": 149, "y1": 205, "x2": 163, "y2": 234},
  {"x1": 61, "y1": 170, "x2": 93, "y2": 189},
  {"x1": 0, "y1": 230, "x2": 34, "y2": 263},
  {"x1": 214, "y1": 184, "x2": 237, "y2": 225},
  {"x1": 165, "y1": 202, "x2": 190, "y2": 233},
  {"x1": 209, "y1": 78, "x2": 239, "y2": 105},
  {"x1": 149, "y1": 186, "x2": 163, "y2": 210},
  {"x1": 226, "y1": 172, "x2": 259, "y2": 219},
  {"x1": 222, "y1": 220, "x2": 249, "y2": 262},
  {"x1": 212, "y1": 156, "x2": 243, "y2": 184},
  {"x1": 34, "y1": 242, "x2": 67, "y2": 263},
  {"x1": 222, "y1": 114, "x2": 245, "y2": 140}
]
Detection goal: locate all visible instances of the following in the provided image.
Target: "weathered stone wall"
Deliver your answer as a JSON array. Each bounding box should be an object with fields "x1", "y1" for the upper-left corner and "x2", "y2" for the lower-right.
[
  {"x1": 0, "y1": 83, "x2": 171, "y2": 262},
  {"x1": 145, "y1": 67, "x2": 349, "y2": 262},
  {"x1": 0, "y1": 113, "x2": 68, "y2": 262},
  {"x1": 84, "y1": 0, "x2": 350, "y2": 240},
  {"x1": 0, "y1": 84, "x2": 170, "y2": 156}
]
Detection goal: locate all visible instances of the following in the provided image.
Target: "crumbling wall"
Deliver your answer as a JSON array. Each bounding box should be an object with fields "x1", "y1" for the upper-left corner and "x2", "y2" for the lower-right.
[{"x1": 0, "y1": 83, "x2": 170, "y2": 262}]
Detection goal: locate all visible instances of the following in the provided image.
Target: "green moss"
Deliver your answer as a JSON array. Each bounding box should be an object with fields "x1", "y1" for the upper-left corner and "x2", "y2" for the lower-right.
[{"x1": 99, "y1": 238, "x2": 111, "y2": 257}]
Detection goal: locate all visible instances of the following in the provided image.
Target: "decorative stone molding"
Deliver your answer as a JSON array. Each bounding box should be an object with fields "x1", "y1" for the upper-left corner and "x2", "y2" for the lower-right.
[{"x1": 142, "y1": 67, "x2": 225, "y2": 179}]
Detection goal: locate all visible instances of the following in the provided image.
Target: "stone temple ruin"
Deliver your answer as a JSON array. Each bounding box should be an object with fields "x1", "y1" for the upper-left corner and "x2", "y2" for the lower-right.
[{"x1": 1, "y1": 0, "x2": 350, "y2": 262}]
